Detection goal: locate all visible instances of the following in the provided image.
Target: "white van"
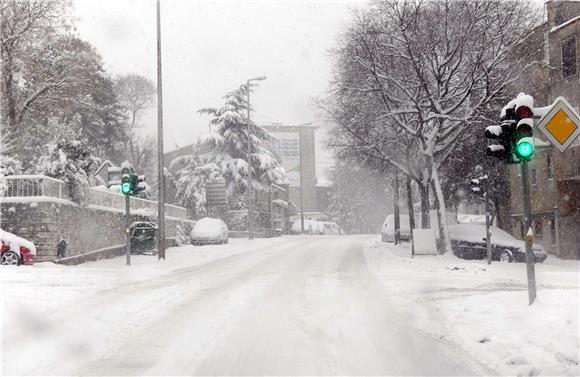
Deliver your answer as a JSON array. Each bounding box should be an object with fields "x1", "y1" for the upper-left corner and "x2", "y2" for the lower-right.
[{"x1": 381, "y1": 211, "x2": 458, "y2": 242}]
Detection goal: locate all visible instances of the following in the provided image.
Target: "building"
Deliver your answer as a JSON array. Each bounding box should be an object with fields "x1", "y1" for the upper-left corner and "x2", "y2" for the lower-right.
[
  {"x1": 262, "y1": 123, "x2": 319, "y2": 215},
  {"x1": 507, "y1": 0, "x2": 580, "y2": 259}
]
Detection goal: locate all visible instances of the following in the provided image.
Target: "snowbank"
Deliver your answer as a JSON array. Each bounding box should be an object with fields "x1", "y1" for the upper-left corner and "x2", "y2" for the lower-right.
[{"x1": 364, "y1": 237, "x2": 580, "y2": 376}]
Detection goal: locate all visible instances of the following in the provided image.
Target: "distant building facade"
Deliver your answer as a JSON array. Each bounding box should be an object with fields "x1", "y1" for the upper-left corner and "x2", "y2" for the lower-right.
[
  {"x1": 262, "y1": 123, "x2": 319, "y2": 214},
  {"x1": 507, "y1": 0, "x2": 580, "y2": 259}
]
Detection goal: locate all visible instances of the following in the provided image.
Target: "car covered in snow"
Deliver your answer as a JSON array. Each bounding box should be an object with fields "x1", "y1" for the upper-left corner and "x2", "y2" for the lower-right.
[
  {"x1": 320, "y1": 221, "x2": 343, "y2": 235},
  {"x1": 448, "y1": 223, "x2": 547, "y2": 263},
  {"x1": 129, "y1": 221, "x2": 157, "y2": 254},
  {"x1": 0, "y1": 229, "x2": 37, "y2": 266},
  {"x1": 190, "y1": 217, "x2": 229, "y2": 245}
]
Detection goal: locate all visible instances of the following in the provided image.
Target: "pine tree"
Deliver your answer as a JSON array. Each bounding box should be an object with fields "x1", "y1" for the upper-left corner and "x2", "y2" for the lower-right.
[{"x1": 198, "y1": 83, "x2": 287, "y2": 205}]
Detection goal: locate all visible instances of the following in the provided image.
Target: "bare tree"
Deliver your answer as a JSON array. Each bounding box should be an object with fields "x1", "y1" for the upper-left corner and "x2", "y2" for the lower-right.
[
  {"x1": 114, "y1": 74, "x2": 156, "y2": 170},
  {"x1": 324, "y1": 0, "x2": 540, "y2": 253}
]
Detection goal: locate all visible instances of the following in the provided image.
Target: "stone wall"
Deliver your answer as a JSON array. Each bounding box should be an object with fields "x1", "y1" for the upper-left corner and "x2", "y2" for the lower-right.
[{"x1": 0, "y1": 198, "x2": 192, "y2": 262}]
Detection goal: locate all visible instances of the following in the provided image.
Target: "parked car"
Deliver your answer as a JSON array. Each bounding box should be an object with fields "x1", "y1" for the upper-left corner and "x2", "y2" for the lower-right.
[
  {"x1": 290, "y1": 220, "x2": 343, "y2": 235},
  {"x1": 190, "y1": 217, "x2": 229, "y2": 245},
  {"x1": 449, "y1": 223, "x2": 547, "y2": 263},
  {"x1": 381, "y1": 211, "x2": 458, "y2": 242},
  {"x1": 319, "y1": 221, "x2": 344, "y2": 235},
  {"x1": 129, "y1": 221, "x2": 157, "y2": 254},
  {"x1": 0, "y1": 229, "x2": 37, "y2": 266}
]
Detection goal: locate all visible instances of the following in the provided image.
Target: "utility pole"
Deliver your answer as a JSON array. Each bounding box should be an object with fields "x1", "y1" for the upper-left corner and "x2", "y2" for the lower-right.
[
  {"x1": 156, "y1": 0, "x2": 166, "y2": 260},
  {"x1": 299, "y1": 126, "x2": 305, "y2": 233},
  {"x1": 246, "y1": 81, "x2": 254, "y2": 240},
  {"x1": 125, "y1": 195, "x2": 131, "y2": 266},
  {"x1": 393, "y1": 174, "x2": 400, "y2": 245},
  {"x1": 521, "y1": 160, "x2": 537, "y2": 305},
  {"x1": 483, "y1": 176, "x2": 492, "y2": 265}
]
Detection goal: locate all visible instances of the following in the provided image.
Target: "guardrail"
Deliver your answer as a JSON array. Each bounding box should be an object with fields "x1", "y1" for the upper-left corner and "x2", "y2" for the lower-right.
[{"x1": 1, "y1": 175, "x2": 188, "y2": 219}]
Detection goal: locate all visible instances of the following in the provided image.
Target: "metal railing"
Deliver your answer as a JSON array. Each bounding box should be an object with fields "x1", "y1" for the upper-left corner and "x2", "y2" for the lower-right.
[
  {"x1": 2, "y1": 175, "x2": 66, "y2": 198},
  {"x1": 1, "y1": 175, "x2": 188, "y2": 219}
]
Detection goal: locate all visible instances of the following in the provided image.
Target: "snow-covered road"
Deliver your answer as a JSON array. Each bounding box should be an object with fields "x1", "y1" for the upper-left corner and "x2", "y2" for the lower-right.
[{"x1": 2, "y1": 235, "x2": 578, "y2": 376}]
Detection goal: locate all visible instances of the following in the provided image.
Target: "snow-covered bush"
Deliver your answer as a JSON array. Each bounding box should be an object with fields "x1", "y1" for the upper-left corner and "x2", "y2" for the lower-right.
[
  {"x1": 34, "y1": 117, "x2": 99, "y2": 204},
  {"x1": 0, "y1": 154, "x2": 23, "y2": 196},
  {"x1": 171, "y1": 146, "x2": 221, "y2": 217},
  {"x1": 175, "y1": 222, "x2": 193, "y2": 246}
]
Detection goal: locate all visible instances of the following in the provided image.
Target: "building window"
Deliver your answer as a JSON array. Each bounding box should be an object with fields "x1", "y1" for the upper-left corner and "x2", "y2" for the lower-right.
[
  {"x1": 546, "y1": 153, "x2": 553, "y2": 179},
  {"x1": 562, "y1": 37, "x2": 577, "y2": 78},
  {"x1": 531, "y1": 168, "x2": 537, "y2": 186}
]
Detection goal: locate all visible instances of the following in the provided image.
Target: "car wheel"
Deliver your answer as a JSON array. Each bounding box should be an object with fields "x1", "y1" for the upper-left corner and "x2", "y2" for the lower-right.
[
  {"x1": 500, "y1": 250, "x2": 513, "y2": 263},
  {"x1": 1, "y1": 251, "x2": 20, "y2": 266}
]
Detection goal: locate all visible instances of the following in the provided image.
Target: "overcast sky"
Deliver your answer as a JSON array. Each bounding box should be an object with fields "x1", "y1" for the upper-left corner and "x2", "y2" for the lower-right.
[{"x1": 72, "y1": 0, "x2": 362, "y2": 178}]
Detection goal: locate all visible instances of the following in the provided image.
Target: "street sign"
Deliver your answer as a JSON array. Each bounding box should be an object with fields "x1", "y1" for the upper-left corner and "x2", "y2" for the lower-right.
[
  {"x1": 206, "y1": 177, "x2": 227, "y2": 207},
  {"x1": 536, "y1": 97, "x2": 580, "y2": 153}
]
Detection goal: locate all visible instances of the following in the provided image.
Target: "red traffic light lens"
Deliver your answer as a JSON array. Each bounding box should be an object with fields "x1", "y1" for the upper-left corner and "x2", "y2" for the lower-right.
[{"x1": 516, "y1": 106, "x2": 533, "y2": 119}]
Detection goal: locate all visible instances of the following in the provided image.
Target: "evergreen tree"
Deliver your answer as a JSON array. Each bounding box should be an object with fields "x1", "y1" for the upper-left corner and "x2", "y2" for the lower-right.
[{"x1": 198, "y1": 83, "x2": 287, "y2": 206}]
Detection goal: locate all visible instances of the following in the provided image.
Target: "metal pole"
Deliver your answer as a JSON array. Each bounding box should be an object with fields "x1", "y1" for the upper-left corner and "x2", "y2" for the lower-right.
[
  {"x1": 484, "y1": 178, "x2": 491, "y2": 265},
  {"x1": 521, "y1": 160, "x2": 537, "y2": 305},
  {"x1": 299, "y1": 126, "x2": 305, "y2": 233},
  {"x1": 335, "y1": 163, "x2": 341, "y2": 232},
  {"x1": 406, "y1": 175, "x2": 415, "y2": 257},
  {"x1": 394, "y1": 174, "x2": 400, "y2": 245},
  {"x1": 156, "y1": 0, "x2": 166, "y2": 260},
  {"x1": 246, "y1": 80, "x2": 254, "y2": 240},
  {"x1": 126, "y1": 195, "x2": 131, "y2": 266}
]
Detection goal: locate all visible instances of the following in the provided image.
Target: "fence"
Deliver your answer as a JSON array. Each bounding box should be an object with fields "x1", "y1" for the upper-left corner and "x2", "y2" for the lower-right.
[
  {"x1": 3, "y1": 175, "x2": 66, "y2": 198},
  {"x1": 2, "y1": 175, "x2": 188, "y2": 219}
]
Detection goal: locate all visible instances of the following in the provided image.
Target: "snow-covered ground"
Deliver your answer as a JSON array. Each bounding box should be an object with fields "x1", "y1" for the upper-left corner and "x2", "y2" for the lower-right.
[
  {"x1": 1, "y1": 235, "x2": 578, "y2": 376},
  {"x1": 365, "y1": 238, "x2": 580, "y2": 377}
]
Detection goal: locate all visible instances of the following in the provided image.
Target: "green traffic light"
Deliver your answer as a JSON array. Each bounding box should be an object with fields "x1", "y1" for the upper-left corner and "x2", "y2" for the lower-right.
[
  {"x1": 121, "y1": 182, "x2": 132, "y2": 195},
  {"x1": 516, "y1": 140, "x2": 534, "y2": 160}
]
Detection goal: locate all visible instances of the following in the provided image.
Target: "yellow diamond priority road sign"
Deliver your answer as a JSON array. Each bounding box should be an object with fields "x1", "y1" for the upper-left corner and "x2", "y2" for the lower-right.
[{"x1": 536, "y1": 97, "x2": 580, "y2": 153}]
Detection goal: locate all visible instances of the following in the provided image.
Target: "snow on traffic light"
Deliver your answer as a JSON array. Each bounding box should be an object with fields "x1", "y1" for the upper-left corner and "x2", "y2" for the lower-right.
[{"x1": 485, "y1": 93, "x2": 536, "y2": 163}]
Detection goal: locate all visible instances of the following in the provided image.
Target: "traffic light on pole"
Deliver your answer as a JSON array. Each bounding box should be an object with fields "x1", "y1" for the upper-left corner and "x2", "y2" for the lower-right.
[
  {"x1": 121, "y1": 173, "x2": 132, "y2": 196},
  {"x1": 470, "y1": 178, "x2": 482, "y2": 195},
  {"x1": 485, "y1": 105, "x2": 516, "y2": 160},
  {"x1": 486, "y1": 93, "x2": 536, "y2": 163},
  {"x1": 514, "y1": 94, "x2": 535, "y2": 161},
  {"x1": 133, "y1": 175, "x2": 146, "y2": 194}
]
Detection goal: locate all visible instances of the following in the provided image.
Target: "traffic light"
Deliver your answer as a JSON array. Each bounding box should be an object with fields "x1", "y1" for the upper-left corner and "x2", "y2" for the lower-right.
[
  {"x1": 485, "y1": 105, "x2": 517, "y2": 160},
  {"x1": 486, "y1": 93, "x2": 536, "y2": 163},
  {"x1": 133, "y1": 175, "x2": 147, "y2": 194},
  {"x1": 514, "y1": 94, "x2": 535, "y2": 161},
  {"x1": 470, "y1": 178, "x2": 482, "y2": 194},
  {"x1": 121, "y1": 173, "x2": 132, "y2": 196}
]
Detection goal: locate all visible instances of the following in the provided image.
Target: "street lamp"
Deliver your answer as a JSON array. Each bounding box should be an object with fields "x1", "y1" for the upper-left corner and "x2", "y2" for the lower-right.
[{"x1": 246, "y1": 76, "x2": 266, "y2": 240}]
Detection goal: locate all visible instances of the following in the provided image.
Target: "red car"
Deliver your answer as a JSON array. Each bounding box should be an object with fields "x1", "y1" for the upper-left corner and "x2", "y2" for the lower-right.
[{"x1": 0, "y1": 229, "x2": 36, "y2": 266}]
